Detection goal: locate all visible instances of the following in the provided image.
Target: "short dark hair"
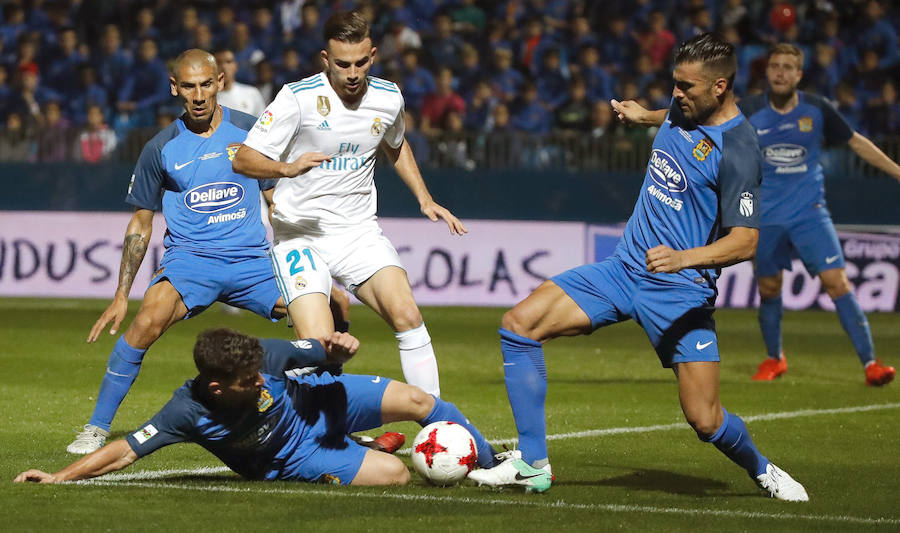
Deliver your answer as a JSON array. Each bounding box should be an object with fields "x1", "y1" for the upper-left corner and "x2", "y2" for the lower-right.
[
  {"x1": 193, "y1": 328, "x2": 263, "y2": 381},
  {"x1": 674, "y1": 32, "x2": 737, "y2": 89},
  {"x1": 323, "y1": 10, "x2": 370, "y2": 44}
]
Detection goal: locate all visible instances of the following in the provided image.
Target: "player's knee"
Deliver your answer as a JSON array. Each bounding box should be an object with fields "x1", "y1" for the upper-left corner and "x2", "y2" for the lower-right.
[
  {"x1": 822, "y1": 274, "x2": 852, "y2": 299},
  {"x1": 129, "y1": 311, "x2": 166, "y2": 341},
  {"x1": 501, "y1": 307, "x2": 536, "y2": 339},
  {"x1": 685, "y1": 412, "x2": 721, "y2": 439},
  {"x1": 386, "y1": 456, "x2": 411, "y2": 485},
  {"x1": 391, "y1": 306, "x2": 424, "y2": 332},
  {"x1": 404, "y1": 385, "x2": 435, "y2": 419},
  {"x1": 757, "y1": 279, "x2": 782, "y2": 300}
]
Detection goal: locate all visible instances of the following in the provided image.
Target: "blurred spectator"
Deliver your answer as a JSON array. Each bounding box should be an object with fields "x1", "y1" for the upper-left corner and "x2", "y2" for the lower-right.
[
  {"x1": 279, "y1": 0, "x2": 305, "y2": 40},
  {"x1": 455, "y1": 44, "x2": 483, "y2": 99},
  {"x1": 403, "y1": 110, "x2": 430, "y2": 167},
  {"x1": 379, "y1": 20, "x2": 422, "y2": 71},
  {"x1": 116, "y1": 38, "x2": 170, "y2": 129},
  {"x1": 251, "y1": 6, "x2": 281, "y2": 61},
  {"x1": 720, "y1": 0, "x2": 749, "y2": 30},
  {"x1": 421, "y1": 66, "x2": 465, "y2": 134},
  {"x1": 215, "y1": 48, "x2": 267, "y2": 117},
  {"x1": 0, "y1": 5, "x2": 27, "y2": 51},
  {"x1": 36, "y1": 100, "x2": 71, "y2": 162},
  {"x1": 853, "y1": 49, "x2": 888, "y2": 106},
  {"x1": 0, "y1": 111, "x2": 35, "y2": 161},
  {"x1": 275, "y1": 48, "x2": 308, "y2": 88},
  {"x1": 489, "y1": 46, "x2": 524, "y2": 103},
  {"x1": 645, "y1": 80, "x2": 670, "y2": 111},
  {"x1": 856, "y1": 0, "x2": 899, "y2": 70},
  {"x1": 213, "y1": 5, "x2": 236, "y2": 49},
  {"x1": 489, "y1": 102, "x2": 512, "y2": 133},
  {"x1": 451, "y1": 0, "x2": 487, "y2": 35},
  {"x1": 399, "y1": 49, "x2": 435, "y2": 114},
  {"x1": 93, "y1": 24, "x2": 132, "y2": 106},
  {"x1": 682, "y1": 5, "x2": 713, "y2": 41},
  {"x1": 464, "y1": 79, "x2": 497, "y2": 132},
  {"x1": 230, "y1": 23, "x2": 264, "y2": 85},
  {"x1": 518, "y1": 17, "x2": 555, "y2": 75},
  {"x1": 255, "y1": 59, "x2": 276, "y2": 104},
  {"x1": 67, "y1": 64, "x2": 108, "y2": 126},
  {"x1": 590, "y1": 100, "x2": 615, "y2": 138},
  {"x1": 804, "y1": 43, "x2": 839, "y2": 99},
  {"x1": 434, "y1": 110, "x2": 474, "y2": 170},
  {"x1": 9, "y1": 63, "x2": 57, "y2": 126},
  {"x1": 576, "y1": 44, "x2": 613, "y2": 103},
  {"x1": 191, "y1": 23, "x2": 215, "y2": 52},
  {"x1": 159, "y1": 5, "x2": 200, "y2": 60},
  {"x1": 424, "y1": 13, "x2": 465, "y2": 72},
  {"x1": 0, "y1": 65, "x2": 10, "y2": 121},
  {"x1": 863, "y1": 81, "x2": 900, "y2": 137},
  {"x1": 536, "y1": 48, "x2": 568, "y2": 110},
  {"x1": 128, "y1": 7, "x2": 159, "y2": 54},
  {"x1": 288, "y1": 3, "x2": 324, "y2": 71},
  {"x1": 44, "y1": 26, "x2": 86, "y2": 97},
  {"x1": 638, "y1": 11, "x2": 676, "y2": 70},
  {"x1": 597, "y1": 15, "x2": 636, "y2": 75},
  {"x1": 835, "y1": 81, "x2": 863, "y2": 133},
  {"x1": 76, "y1": 104, "x2": 117, "y2": 163},
  {"x1": 542, "y1": 0, "x2": 575, "y2": 37},
  {"x1": 510, "y1": 82, "x2": 551, "y2": 135},
  {"x1": 555, "y1": 76, "x2": 591, "y2": 132},
  {"x1": 568, "y1": 15, "x2": 598, "y2": 53}
]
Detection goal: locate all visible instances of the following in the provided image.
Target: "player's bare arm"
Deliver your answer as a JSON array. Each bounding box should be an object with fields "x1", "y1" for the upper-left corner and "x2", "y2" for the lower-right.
[
  {"x1": 87, "y1": 208, "x2": 155, "y2": 342},
  {"x1": 14, "y1": 439, "x2": 138, "y2": 484},
  {"x1": 322, "y1": 331, "x2": 361, "y2": 365},
  {"x1": 232, "y1": 145, "x2": 332, "y2": 179},
  {"x1": 611, "y1": 99, "x2": 667, "y2": 127},
  {"x1": 646, "y1": 226, "x2": 758, "y2": 274},
  {"x1": 380, "y1": 139, "x2": 468, "y2": 235},
  {"x1": 847, "y1": 132, "x2": 900, "y2": 182}
]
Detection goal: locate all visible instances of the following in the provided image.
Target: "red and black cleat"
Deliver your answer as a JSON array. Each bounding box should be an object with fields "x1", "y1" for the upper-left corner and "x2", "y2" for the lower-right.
[{"x1": 371, "y1": 431, "x2": 406, "y2": 454}]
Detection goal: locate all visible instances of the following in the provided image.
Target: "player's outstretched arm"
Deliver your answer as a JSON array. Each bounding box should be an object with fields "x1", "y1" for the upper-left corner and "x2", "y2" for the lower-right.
[
  {"x1": 847, "y1": 132, "x2": 900, "y2": 183},
  {"x1": 381, "y1": 139, "x2": 468, "y2": 235},
  {"x1": 322, "y1": 331, "x2": 360, "y2": 365},
  {"x1": 14, "y1": 439, "x2": 138, "y2": 484},
  {"x1": 646, "y1": 226, "x2": 758, "y2": 274},
  {"x1": 611, "y1": 99, "x2": 667, "y2": 127},
  {"x1": 232, "y1": 145, "x2": 331, "y2": 179},
  {"x1": 87, "y1": 208, "x2": 154, "y2": 342}
]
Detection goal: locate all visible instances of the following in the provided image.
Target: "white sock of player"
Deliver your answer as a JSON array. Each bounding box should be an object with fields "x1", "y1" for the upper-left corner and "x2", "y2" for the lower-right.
[{"x1": 396, "y1": 323, "x2": 440, "y2": 397}]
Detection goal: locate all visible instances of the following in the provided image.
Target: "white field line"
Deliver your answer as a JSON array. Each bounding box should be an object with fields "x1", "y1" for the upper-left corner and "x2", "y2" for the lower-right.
[{"x1": 76, "y1": 479, "x2": 900, "y2": 526}]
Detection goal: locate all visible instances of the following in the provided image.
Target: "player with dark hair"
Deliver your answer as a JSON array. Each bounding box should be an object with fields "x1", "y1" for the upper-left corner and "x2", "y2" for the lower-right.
[
  {"x1": 738, "y1": 44, "x2": 897, "y2": 385},
  {"x1": 471, "y1": 34, "x2": 808, "y2": 500},
  {"x1": 18, "y1": 329, "x2": 499, "y2": 486},
  {"x1": 233, "y1": 11, "x2": 465, "y2": 398}
]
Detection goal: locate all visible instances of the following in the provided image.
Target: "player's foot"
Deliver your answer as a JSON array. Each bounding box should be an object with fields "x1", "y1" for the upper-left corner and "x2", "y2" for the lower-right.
[
  {"x1": 468, "y1": 450, "x2": 553, "y2": 493},
  {"x1": 755, "y1": 463, "x2": 808, "y2": 502},
  {"x1": 350, "y1": 432, "x2": 406, "y2": 454},
  {"x1": 865, "y1": 359, "x2": 895, "y2": 386},
  {"x1": 752, "y1": 354, "x2": 788, "y2": 381},
  {"x1": 66, "y1": 424, "x2": 109, "y2": 455}
]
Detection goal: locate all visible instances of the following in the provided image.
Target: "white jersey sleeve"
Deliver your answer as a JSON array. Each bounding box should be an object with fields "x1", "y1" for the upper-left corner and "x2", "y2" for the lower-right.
[
  {"x1": 383, "y1": 105, "x2": 406, "y2": 149},
  {"x1": 243, "y1": 84, "x2": 301, "y2": 161}
]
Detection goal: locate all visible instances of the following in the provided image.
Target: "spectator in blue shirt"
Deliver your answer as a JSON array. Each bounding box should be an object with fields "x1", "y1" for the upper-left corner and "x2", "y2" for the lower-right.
[
  {"x1": 577, "y1": 44, "x2": 613, "y2": 102},
  {"x1": 864, "y1": 81, "x2": 900, "y2": 136},
  {"x1": 116, "y1": 38, "x2": 169, "y2": 128},
  {"x1": 536, "y1": 48, "x2": 568, "y2": 111},
  {"x1": 511, "y1": 82, "x2": 551, "y2": 135},
  {"x1": 230, "y1": 22, "x2": 264, "y2": 85},
  {"x1": 424, "y1": 13, "x2": 465, "y2": 72},
  {"x1": 67, "y1": 64, "x2": 108, "y2": 126},
  {"x1": 399, "y1": 49, "x2": 435, "y2": 114},
  {"x1": 856, "y1": 0, "x2": 899, "y2": 70},
  {"x1": 489, "y1": 46, "x2": 524, "y2": 104},
  {"x1": 93, "y1": 24, "x2": 132, "y2": 107},
  {"x1": 44, "y1": 26, "x2": 86, "y2": 98},
  {"x1": 288, "y1": 4, "x2": 325, "y2": 70}
]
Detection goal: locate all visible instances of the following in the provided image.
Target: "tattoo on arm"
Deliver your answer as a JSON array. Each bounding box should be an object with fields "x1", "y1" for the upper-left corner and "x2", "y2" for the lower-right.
[{"x1": 117, "y1": 233, "x2": 148, "y2": 296}]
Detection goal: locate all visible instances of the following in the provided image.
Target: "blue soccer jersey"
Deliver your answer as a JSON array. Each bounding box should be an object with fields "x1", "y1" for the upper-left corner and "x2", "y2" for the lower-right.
[
  {"x1": 125, "y1": 107, "x2": 275, "y2": 258},
  {"x1": 614, "y1": 101, "x2": 762, "y2": 287},
  {"x1": 738, "y1": 91, "x2": 853, "y2": 225}
]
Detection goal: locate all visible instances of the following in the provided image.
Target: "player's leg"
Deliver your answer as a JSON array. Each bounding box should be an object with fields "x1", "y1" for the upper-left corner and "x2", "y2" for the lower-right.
[
  {"x1": 268, "y1": 240, "x2": 337, "y2": 343},
  {"x1": 675, "y1": 361, "x2": 808, "y2": 501},
  {"x1": 330, "y1": 285, "x2": 351, "y2": 333},
  {"x1": 350, "y1": 449, "x2": 410, "y2": 486},
  {"x1": 354, "y1": 265, "x2": 440, "y2": 396},
  {"x1": 753, "y1": 224, "x2": 791, "y2": 380}
]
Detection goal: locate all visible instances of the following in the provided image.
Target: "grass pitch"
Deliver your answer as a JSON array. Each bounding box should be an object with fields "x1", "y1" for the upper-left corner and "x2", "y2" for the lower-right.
[{"x1": 1, "y1": 298, "x2": 898, "y2": 532}]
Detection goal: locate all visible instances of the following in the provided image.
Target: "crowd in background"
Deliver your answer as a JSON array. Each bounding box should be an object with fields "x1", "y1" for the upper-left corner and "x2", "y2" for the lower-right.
[{"x1": 0, "y1": 0, "x2": 898, "y2": 165}]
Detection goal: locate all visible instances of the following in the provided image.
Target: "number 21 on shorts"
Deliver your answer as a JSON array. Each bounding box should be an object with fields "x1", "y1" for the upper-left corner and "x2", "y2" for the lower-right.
[{"x1": 286, "y1": 248, "x2": 317, "y2": 275}]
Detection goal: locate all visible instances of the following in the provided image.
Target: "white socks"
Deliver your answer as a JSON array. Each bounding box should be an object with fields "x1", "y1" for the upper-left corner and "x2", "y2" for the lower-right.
[{"x1": 396, "y1": 323, "x2": 440, "y2": 397}]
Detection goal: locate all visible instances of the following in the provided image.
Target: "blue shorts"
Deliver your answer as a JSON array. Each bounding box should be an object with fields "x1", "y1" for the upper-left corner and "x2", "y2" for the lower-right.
[
  {"x1": 756, "y1": 208, "x2": 844, "y2": 277},
  {"x1": 282, "y1": 372, "x2": 392, "y2": 485},
  {"x1": 149, "y1": 250, "x2": 281, "y2": 320},
  {"x1": 552, "y1": 258, "x2": 719, "y2": 368}
]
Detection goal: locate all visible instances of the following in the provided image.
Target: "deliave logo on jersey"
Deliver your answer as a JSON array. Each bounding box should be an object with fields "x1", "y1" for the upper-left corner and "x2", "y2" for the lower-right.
[
  {"x1": 184, "y1": 182, "x2": 245, "y2": 213},
  {"x1": 764, "y1": 143, "x2": 807, "y2": 166},
  {"x1": 648, "y1": 149, "x2": 688, "y2": 192}
]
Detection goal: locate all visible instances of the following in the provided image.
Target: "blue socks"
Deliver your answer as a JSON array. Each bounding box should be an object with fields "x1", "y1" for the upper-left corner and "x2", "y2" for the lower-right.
[
  {"x1": 758, "y1": 296, "x2": 783, "y2": 359},
  {"x1": 420, "y1": 397, "x2": 497, "y2": 468},
  {"x1": 833, "y1": 293, "x2": 875, "y2": 366},
  {"x1": 704, "y1": 408, "x2": 769, "y2": 477},
  {"x1": 89, "y1": 336, "x2": 146, "y2": 431},
  {"x1": 499, "y1": 327, "x2": 548, "y2": 466}
]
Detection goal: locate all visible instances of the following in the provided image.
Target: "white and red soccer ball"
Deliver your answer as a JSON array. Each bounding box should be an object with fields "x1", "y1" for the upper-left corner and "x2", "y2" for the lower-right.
[{"x1": 411, "y1": 421, "x2": 478, "y2": 486}]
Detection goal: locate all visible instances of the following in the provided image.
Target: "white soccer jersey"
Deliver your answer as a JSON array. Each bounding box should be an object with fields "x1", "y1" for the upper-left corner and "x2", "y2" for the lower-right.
[
  {"x1": 218, "y1": 82, "x2": 268, "y2": 117},
  {"x1": 243, "y1": 72, "x2": 405, "y2": 230}
]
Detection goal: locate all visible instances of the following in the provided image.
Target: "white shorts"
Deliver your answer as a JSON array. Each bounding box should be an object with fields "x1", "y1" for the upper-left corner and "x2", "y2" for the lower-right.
[{"x1": 269, "y1": 220, "x2": 404, "y2": 304}]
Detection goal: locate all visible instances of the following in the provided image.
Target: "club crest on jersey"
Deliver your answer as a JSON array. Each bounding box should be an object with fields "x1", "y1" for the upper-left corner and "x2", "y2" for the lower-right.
[
  {"x1": 226, "y1": 143, "x2": 241, "y2": 161},
  {"x1": 152, "y1": 267, "x2": 165, "y2": 279},
  {"x1": 295, "y1": 276, "x2": 307, "y2": 290},
  {"x1": 317, "y1": 95, "x2": 331, "y2": 116},
  {"x1": 317, "y1": 474, "x2": 341, "y2": 485},
  {"x1": 692, "y1": 139, "x2": 712, "y2": 161},
  {"x1": 370, "y1": 117, "x2": 384, "y2": 136},
  {"x1": 739, "y1": 191, "x2": 754, "y2": 217},
  {"x1": 184, "y1": 182, "x2": 245, "y2": 213},
  {"x1": 257, "y1": 389, "x2": 273, "y2": 412},
  {"x1": 798, "y1": 117, "x2": 813, "y2": 132},
  {"x1": 648, "y1": 149, "x2": 688, "y2": 192}
]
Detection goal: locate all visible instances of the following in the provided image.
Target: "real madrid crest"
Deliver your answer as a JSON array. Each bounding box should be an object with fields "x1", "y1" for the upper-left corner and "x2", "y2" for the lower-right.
[
  {"x1": 317, "y1": 95, "x2": 331, "y2": 116},
  {"x1": 798, "y1": 117, "x2": 812, "y2": 132},
  {"x1": 295, "y1": 276, "x2": 307, "y2": 290},
  {"x1": 693, "y1": 138, "x2": 712, "y2": 161},
  {"x1": 370, "y1": 117, "x2": 384, "y2": 136}
]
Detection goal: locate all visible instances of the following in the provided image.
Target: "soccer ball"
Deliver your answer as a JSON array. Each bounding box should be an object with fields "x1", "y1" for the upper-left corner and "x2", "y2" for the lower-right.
[{"x1": 411, "y1": 421, "x2": 478, "y2": 486}]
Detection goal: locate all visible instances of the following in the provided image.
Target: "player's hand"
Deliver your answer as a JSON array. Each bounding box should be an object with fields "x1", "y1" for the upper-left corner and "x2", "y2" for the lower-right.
[
  {"x1": 87, "y1": 295, "x2": 129, "y2": 342},
  {"x1": 646, "y1": 245, "x2": 687, "y2": 274},
  {"x1": 323, "y1": 331, "x2": 360, "y2": 364},
  {"x1": 611, "y1": 99, "x2": 650, "y2": 126},
  {"x1": 284, "y1": 152, "x2": 332, "y2": 177},
  {"x1": 421, "y1": 200, "x2": 468, "y2": 235},
  {"x1": 13, "y1": 470, "x2": 58, "y2": 483}
]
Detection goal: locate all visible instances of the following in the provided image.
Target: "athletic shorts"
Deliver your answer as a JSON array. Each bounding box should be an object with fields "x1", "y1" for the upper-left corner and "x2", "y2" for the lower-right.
[
  {"x1": 269, "y1": 220, "x2": 403, "y2": 303},
  {"x1": 552, "y1": 257, "x2": 719, "y2": 368},
  {"x1": 149, "y1": 250, "x2": 281, "y2": 320},
  {"x1": 281, "y1": 372, "x2": 393, "y2": 485},
  {"x1": 755, "y1": 207, "x2": 844, "y2": 277}
]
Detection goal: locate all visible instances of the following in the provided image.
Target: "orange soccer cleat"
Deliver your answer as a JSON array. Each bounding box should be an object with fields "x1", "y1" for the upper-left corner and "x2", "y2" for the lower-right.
[
  {"x1": 372, "y1": 432, "x2": 406, "y2": 454},
  {"x1": 752, "y1": 355, "x2": 788, "y2": 381},
  {"x1": 865, "y1": 360, "x2": 896, "y2": 387}
]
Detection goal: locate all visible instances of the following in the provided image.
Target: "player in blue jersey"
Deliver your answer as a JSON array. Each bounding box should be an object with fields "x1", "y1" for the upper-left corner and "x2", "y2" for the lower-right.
[
  {"x1": 738, "y1": 44, "x2": 898, "y2": 386},
  {"x1": 18, "y1": 329, "x2": 499, "y2": 486},
  {"x1": 66, "y1": 49, "x2": 351, "y2": 456},
  {"x1": 470, "y1": 34, "x2": 808, "y2": 500}
]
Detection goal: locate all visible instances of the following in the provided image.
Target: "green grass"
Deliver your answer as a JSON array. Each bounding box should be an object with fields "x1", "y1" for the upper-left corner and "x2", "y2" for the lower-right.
[{"x1": 1, "y1": 298, "x2": 898, "y2": 532}]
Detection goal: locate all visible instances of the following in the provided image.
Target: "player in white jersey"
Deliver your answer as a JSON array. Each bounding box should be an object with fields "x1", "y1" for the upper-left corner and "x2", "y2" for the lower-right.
[
  {"x1": 214, "y1": 49, "x2": 267, "y2": 117},
  {"x1": 233, "y1": 11, "x2": 466, "y2": 396}
]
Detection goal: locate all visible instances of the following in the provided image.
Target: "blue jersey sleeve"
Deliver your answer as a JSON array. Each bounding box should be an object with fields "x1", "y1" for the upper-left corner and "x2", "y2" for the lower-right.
[
  {"x1": 260, "y1": 338, "x2": 327, "y2": 374},
  {"x1": 736, "y1": 94, "x2": 767, "y2": 118},
  {"x1": 125, "y1": 384, "x2": 201, "y2": 457},
  {"x1": 805, "y1": 92, "x2": 853, "y2": 146},
  {"x1": 718, "y1": 120, "x2": 762, "y2": 229},
  {"x1": 125, "y1": 122, "x2": 179, "y2": 210}
]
